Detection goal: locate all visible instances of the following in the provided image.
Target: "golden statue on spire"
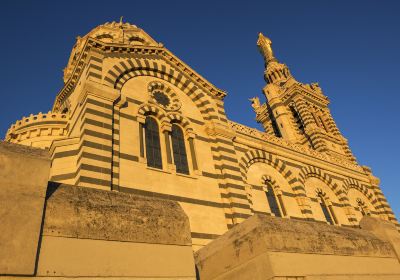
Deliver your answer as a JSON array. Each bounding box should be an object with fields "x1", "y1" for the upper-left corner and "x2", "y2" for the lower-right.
[{"x1": 257, "y1": 33, "x2": 276, "y2": 63}]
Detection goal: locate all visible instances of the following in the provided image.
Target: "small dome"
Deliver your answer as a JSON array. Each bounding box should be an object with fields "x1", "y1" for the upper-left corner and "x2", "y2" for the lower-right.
[{"x1": 63, "y1": 20, "x2": 159, "y2": 83}]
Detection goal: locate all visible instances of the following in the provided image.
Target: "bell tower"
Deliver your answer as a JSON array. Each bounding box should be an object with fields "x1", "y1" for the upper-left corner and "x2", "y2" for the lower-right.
[{"x1": 252, "y1": 33, "x2": 356, "y2": 163}]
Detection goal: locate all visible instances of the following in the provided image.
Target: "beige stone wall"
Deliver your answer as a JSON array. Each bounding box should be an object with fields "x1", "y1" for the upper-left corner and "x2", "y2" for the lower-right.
[{"x1": 0, "y1": 142, "x2": 51, "y2": 276}]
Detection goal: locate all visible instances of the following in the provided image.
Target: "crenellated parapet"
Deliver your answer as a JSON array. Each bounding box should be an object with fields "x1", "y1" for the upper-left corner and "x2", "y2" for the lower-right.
[{"x1": 5, "y1": 112, "x2": 69, "y2": 149}]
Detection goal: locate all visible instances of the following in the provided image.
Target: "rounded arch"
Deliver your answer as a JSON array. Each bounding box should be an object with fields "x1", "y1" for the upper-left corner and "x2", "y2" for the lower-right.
[
  {"x1": 344, "y1": 182, "x2": 377, "y2": 209},
  {"x1": 347, "y1": 187, "x2": 378, "y2": 222},
  {"x1": 261, "y1": 174, "x2": 280, "y2": 191},
  {"x1": 298, "y1": 165, "x2": 348, "y2": 204},
  {"x1": 342, "y1": 178, "x2": 373, "y2": 199},
  {"x1": 165, "y1": 112, "x2": 193, "y2": 134},
  {"x1": 137, "y1": 103, "x2": 167, "y2": 123},
  {"x1": 104, "y1": 58, "x2": 219, "y2": 122},
  {"x1": 239, "y1": 149, "x2": 303, "y2": 197}
]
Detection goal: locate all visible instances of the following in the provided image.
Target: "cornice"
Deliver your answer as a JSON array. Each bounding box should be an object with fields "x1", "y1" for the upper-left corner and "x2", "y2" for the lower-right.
[
  {"x1": 229, "y1": 120, "x2": 364, "y2": 174},
  {"x1": 53, "y1": 38, "x2": 226, "y2": 111},
  {"x1": 281, "y1": 83, "x2": 329, "y2": 106}
]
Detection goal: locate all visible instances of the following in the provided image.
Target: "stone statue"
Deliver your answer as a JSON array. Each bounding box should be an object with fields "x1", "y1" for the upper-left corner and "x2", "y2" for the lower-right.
[
  {"x1": 257, "y1": 33, "x2": 275, "y2": 63},
  {"x1": 249, "y1": 97, "x2": 261, "y2": 111}
]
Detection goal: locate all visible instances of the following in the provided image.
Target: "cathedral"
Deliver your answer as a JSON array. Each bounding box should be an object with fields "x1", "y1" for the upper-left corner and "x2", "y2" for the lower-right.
[{"x1": 2, "y1": 21, "x2": 400, "y2": 279}]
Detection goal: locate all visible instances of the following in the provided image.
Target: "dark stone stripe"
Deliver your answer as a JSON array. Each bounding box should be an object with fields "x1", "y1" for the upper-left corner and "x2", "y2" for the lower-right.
[
  {"x1": 80, "y1": 163, "x2": 111, "y2": 174},
  {"x1": 215, "y1": 137, "x2": 234, "y2": 146},
  {"x1": 82, "y1": 118, "x2": 112, "y2": 130},
  {"x1": 188, "y1": 117, "x2": 205, "y2": 126},
  {"x1": 79, "y1": 176, "x2": 109, "y2": 186},
  {"x1": 281, "y1": 191, "x2": 297, "y2": 197},
  {"x1": 301, "y1": 209, "x2": 313, "y2": 214},
  {"x1": 119, "y1": 153, "x2": 139, "y2": 162},
  {"x1": 226, "y1": 202, "x2": 251, "y2": 210},
  {"x1": 213, "y1": 155, "x2": 238, "y2": 163},
  {"x1": 202, "y1": 171, "x2": 220, "y2": 179},
  {"x1": 220, "y1": 192, "x2": 248, "y2": 200},
  {"x1": 220, "y1": 182, "x2": 245, "y2": 191},
  {"x1": 191, "y1": 232, "x2": 220, "y2": 240},
  {"x1": 196, "y1": 135, "x2": 210, "y2": 142},
  {"x1": 251, "y1": 185, "x2": 263, "y2": 191},
  {"x1": 233, "y1": 145, "x2": 248, "y2": 153},
  {"x1": 253, "y1": 211, "x2": 272, "y2": 216},
  {"x1": 53, "y1": 149, "x2": 79, "y2": 159},
  {"x1": 81, "y1": 140, "x2": 112, "y2": 152},
  {"x1": 223, "y1": 173, "x2": 243, "y2": 181},
  {"x1": 81, "y1": 152, "x2": 111, "y2": 163},
  {"x1": 214, "y1": 164, "x2": 241, "y2": 172},
  {"x1": 211, "y1": 146, "x2": 236, "y2": 155},
  {"x1": 225, "y1": 212, "x2": 252, "y2": 219},
  {"x1": 50, "y1": 173, "x2": 75, "y2": 181},
  {"x1": 120, "y1": 112, "x2": 137, "y2": 121},
  {"x1": 126, "y1": 97, "x2": 142, "y2": 105},
  {"x1": 86, "y1": 98, "x2": 113, "y2": 110},
  {"x1": 284, "y1": 161, "x2": 303, "y2": 168},
  {"x1": 83, "y1": 129, "x2": 113, "y2": 141},
  {"x1": 83, "y1": 107, "x2": 112, "y2": 120},
  {"x1": 87, "y1": 72, "x2": 102, "y2": 80},
  {"x1": 119, "y1": 186, "x2": 223, "y2": 208},
  {"x1": 90, "y1": 55, "x2": 103, "y2": 64}
]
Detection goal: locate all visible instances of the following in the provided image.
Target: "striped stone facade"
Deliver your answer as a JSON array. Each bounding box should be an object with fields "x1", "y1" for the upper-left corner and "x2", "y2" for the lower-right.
[{"x1": 4, "y1": 21, "x2": 398, "y2": 250}]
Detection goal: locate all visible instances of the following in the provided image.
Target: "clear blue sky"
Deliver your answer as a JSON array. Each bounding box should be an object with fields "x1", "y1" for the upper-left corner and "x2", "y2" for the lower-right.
[{"x1": 1, "y1": 1, "x2": 398, "y2": 219}]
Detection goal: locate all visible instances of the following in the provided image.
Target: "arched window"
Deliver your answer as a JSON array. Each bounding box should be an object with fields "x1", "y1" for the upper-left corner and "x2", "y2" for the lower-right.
[
  {"x1": 145, "y1": 117, "x2": 162, "y2": 169},
  {"x1": 318, "y1": 194, "x2": 334, "y2": 225},
  {"x1": 171, "y1": 124, "x2": 189, "y2": 174},
  {"x1": 265, "y1": 183, "x2": 282, "y2": 217}
]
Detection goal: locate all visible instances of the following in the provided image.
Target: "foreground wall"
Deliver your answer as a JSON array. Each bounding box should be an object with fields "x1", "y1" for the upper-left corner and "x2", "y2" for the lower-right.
[
  {"x1": 195, "y1": 214, "x2": 400, "y2": 280},
  {"x1": 0, "y1": 141, "x2": 51, "y2": 275},
  {"x1": 0, "y1": 141, "x2": 196, "y2": 279}
]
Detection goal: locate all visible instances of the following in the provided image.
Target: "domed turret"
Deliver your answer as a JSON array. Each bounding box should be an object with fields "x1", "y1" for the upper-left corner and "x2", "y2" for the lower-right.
[{"x1": 63, "y1": 18, "x2": 160, "y2": 83}]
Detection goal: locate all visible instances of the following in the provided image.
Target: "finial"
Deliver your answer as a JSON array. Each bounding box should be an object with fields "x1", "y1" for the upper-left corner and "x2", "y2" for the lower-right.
[
  {"x1": 257, "y1": 33, "x2": 277, "y2": 63},
  {"x1": 119, "y1": 16, "x2": 124, "y2": 25}
]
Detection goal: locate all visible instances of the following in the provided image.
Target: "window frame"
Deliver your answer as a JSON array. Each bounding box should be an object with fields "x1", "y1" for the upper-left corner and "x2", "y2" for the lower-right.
[
  {"x1": 144, "y1": 116, "x2": 163, "y2": 170},
  {"x1": 170, "y1": 123, "x2": 190, "y2": 175}
]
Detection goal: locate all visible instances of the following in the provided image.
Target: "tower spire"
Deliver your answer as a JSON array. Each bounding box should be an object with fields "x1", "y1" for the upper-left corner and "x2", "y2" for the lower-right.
[{"x1": 257, "y1": 33, "x2": 277, "y2": 64}]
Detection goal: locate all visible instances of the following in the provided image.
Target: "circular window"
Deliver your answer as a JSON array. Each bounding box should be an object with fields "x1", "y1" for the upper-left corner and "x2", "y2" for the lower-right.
[
  {"x1": 153, "y1": 91, "x2": 170, "y2": 107},
  {"x1": 148, "y1": 81, "x2": 181, "y2": 111}
]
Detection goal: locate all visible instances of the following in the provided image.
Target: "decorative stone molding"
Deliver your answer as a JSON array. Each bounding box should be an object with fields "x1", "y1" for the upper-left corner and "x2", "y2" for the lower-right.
[
  {"x1": 147, "y1": 81, "x2": 181, "y2": 111},
  {"x1": 229, "y1": 120, "x2": 363, "y2": 172}
]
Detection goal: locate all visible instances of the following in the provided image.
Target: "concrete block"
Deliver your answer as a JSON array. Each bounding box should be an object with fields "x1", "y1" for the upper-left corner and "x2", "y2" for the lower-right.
[{"x1": 195, "y1": 214, "x2": 400, "y2": 280}]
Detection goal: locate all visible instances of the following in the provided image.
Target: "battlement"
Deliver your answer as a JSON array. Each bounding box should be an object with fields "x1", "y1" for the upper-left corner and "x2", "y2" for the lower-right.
[{"x1": 5, "y1": 112, "x2": 69, "y2": 148}]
